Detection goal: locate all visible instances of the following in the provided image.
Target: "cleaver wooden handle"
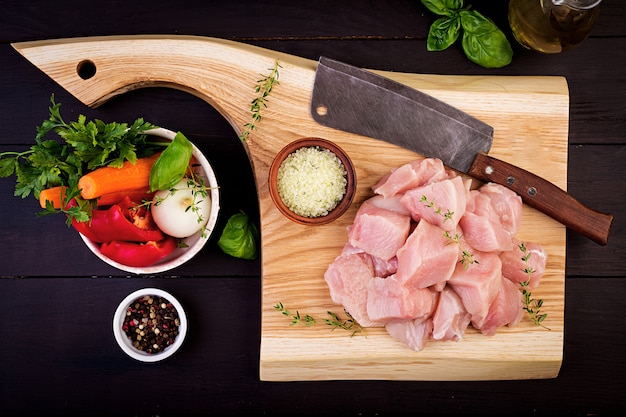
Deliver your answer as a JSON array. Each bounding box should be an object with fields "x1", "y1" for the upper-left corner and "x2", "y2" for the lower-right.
[{"x1": 468, "y1": 152, "x2": 613, "y2": 245}]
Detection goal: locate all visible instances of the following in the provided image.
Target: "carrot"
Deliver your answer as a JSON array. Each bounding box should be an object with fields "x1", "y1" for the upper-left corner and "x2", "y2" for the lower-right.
[
  {"x1": 96, "y1": 188, "x2": 155, "y2": 206},
  {"x1": 78, "y1": 153, "x2": 161, "y2": 200},
  {"x1": 39, "y1": 185, "x2": 155, "y2": 209},
  {"x1": 39, "y1": 185, "x2": 67, "y2": 209}
]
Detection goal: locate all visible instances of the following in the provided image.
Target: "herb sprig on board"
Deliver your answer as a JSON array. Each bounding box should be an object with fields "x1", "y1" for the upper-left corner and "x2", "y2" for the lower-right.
[
  {"x1": 239, "y1": 59, "x2": 281, "y2": 141},
  {"x1": 274, "y1": 302, "x2": 365, "y2": 337},
  {"x1": 421, "y1": 0, "x2": 513, "y2": 68},
  {"x1": 519, "y1": 242, "x2": 549, "y2": 329}
]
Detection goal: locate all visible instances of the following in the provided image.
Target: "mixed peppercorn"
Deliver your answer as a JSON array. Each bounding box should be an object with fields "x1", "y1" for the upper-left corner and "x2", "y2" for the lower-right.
[{"x1": 122, "y1": 294, "x2": 180, "y2": 354}]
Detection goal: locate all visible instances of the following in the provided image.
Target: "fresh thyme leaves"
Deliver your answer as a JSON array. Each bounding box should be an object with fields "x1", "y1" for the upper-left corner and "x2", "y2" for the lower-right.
[
  {"x1": 519, "y1": 242, "x2": 549, "y2": 329},
  {"x1": 274, "y1": 302, "x2": 365, "y2": 337},
  {"x1": 0, "y1": 94, "x2": 160, "y2": 223},
  {"x1": 443, "y1": 230, "x2": 478, "y2": 268},
  {"x1": 274, "y1": 302, "x2": 316, "y2": 326},
  {"x1": 324, "y1": 310, "x2": 364, "y2": 337},
  {"x1": 421, "y1": 0, "x2": 513, "y2": 68},
  {"x1": 422, "y1": 195, "x2": 478, "y2": 268},
  {"x1": 239, "y1": 59, "x2": 281, "y2": 141},
  {"x1": 420, "y1": 195, "x2": 454, "y2": 222}
]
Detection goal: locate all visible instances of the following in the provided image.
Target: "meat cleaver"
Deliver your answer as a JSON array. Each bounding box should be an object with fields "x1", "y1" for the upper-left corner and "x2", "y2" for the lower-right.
[{"x1": 310, "y1": 57, "x2": 613, "y2": 245}]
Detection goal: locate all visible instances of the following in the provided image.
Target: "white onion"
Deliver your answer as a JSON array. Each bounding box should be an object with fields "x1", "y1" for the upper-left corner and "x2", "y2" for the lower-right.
[{"x1": 151, "y1": 177, "x2": 211, "y2": 238}]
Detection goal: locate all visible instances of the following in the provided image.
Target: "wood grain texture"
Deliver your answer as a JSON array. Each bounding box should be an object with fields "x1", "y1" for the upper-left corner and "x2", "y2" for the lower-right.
[{"x1": 12, "y1": 35, "x2": 569, "y2": 381}]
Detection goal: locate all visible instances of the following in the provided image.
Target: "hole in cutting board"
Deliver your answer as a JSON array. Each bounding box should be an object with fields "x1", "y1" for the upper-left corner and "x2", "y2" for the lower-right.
[{"x1": 76, "y1": 60, "x2": 97, "y2": 80}]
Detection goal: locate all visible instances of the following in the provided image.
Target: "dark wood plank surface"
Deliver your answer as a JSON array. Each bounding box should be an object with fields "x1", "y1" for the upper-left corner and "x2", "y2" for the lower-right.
[{"x1": 1, "y1": 1, "x2": 624, "y2": 416}]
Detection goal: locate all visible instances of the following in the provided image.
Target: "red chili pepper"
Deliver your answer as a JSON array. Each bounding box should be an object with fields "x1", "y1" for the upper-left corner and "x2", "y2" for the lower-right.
[
  {"x1": 70, "y1": 196, "x2": 164, "y2": 243},
  {"x1": 100, "y1": 237, "x2": 178, "y2": 267}
]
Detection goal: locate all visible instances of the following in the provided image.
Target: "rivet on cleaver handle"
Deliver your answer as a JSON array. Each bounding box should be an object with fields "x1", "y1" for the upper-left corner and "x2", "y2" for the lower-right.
[{"x1": 311, "y1": 57, "x2": 613, "y2": 245}]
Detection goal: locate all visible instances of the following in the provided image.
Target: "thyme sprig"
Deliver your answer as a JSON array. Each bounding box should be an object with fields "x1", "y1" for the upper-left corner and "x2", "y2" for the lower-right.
[
  {"x1": 422, "y1": 195, "x2": 478, "y2": 268},
  {"x1": 274, "y1": 302, "x2": 316, "y2": 326},
  {"x1": 519, "y1": 242, "x2": 549, "y2": 329},
  {"x1": 444, "y1": 230, "x2": 478, "y2": 268},
  {"x1": 239, "y1": 59, "x2": 281, "y2": 141},
  {"x1": 324, "y1": 310, "x2": 363, "y2": 337},
  {"x1": 274, "y1": 302, "x2": 365, "y2": 337}
]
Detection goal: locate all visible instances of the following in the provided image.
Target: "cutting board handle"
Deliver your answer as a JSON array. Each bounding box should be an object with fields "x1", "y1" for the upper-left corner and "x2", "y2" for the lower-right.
[{"x1": 468, "y1": 153, "x2": 613, "y2": 245}]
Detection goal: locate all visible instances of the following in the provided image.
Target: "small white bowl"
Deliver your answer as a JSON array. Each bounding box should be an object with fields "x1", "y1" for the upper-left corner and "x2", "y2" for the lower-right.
[
  {"x1": 80, "y1": 127, "x2": 220, "y2": 274},
  {"x1": 113, "y1": 288, "x2": 188, "y2": 362}
]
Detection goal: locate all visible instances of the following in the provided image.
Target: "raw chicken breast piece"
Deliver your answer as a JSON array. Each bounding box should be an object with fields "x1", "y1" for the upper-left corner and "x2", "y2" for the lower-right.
[
  {"x1": 340, "y1": 243, "x2": 398, "y2": 278},
  {"x1": 367, "y1": 275, "x2": 436, "y2": 323},
  {"x1": 431, "y1": 286, "x2": 472, "y2": 341},
  {"x1": 361, "y1": 194, "x2": 411, "y2": 217},
  {"x1": 448, "y1": 250, "x2": 503, "y2": 329},
  {"x1": 478, "y1": 183, "x2": 523, "y2": 236},
  {"x1": 396, "y1": 219, "x2": 459, "y2": 289},
  {"x1": 459, "y1": 190, "x2": 515, "y2": 252},
  {"x1": 372, "y1": 157, "x2": 447, "y2": 198},
  {"x1": 400, "y1": 175, "x2": 468, "y2": 230},
  {"x1": 477, "y1": 275, "x2": 524, "y2": 336},
  {"x1": 500, "y1": 239, "x2": 547, "y2": 290},
  {"x1": 386, "y1": 317, "x2": 433, "y2": 352},
  {"x1": 348, "y1": 202, "x2": 411, "y2": 261},
  {"x1": 324, "y1": 251, "x2": 382, "y2": 327}
]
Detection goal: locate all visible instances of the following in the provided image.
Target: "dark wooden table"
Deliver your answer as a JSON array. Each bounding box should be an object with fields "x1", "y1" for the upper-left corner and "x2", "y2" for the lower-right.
[{"x1": 1, "y1": 1, "x2": 624, "y2": 416}]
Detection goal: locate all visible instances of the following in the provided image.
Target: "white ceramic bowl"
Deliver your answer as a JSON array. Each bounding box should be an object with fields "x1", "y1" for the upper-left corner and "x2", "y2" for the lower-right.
[
  {"x1": 113, "y1": 288, "x2": 188, "y2": 362},
  {"x1": 80, "y1": 127, "x2": 220, "y2": 274}
]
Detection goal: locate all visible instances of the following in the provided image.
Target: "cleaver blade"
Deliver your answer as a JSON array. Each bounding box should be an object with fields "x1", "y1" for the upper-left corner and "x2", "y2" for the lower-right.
[
  {"x1": 311, "y1": 56, "x2": 494, "y2": 173},
  {"x1": 310, "y1": 56, "x2": 613, "y2": 245}
]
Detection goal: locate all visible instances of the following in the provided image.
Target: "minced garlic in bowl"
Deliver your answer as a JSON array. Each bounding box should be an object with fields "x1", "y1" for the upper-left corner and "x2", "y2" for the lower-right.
[
  {"x1": 269, "y1": 138, "x2": 356, "y2": 225},
  {"x1": 277, "y1": 146, "x2": 347, "y2": 218}
]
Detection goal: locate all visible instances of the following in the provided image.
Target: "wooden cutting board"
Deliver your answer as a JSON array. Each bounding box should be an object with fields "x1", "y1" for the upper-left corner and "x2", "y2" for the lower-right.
[{"x1": 12, "y1": 35, "x2": 568, "y2": 381}]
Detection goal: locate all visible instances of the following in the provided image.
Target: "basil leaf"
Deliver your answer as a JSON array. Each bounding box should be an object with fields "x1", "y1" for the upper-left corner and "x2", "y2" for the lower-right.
[
  {"x1": 421, "y1": 0, "x2": 464, "y2": 16},
  {"x1": 149, "y1": 131, "x2": 193, "y2": 192},
  {"x1": 217, "y1": 211, "x2": 259, "y2": 260},
  {"x1": 460, "y1": 10, "x2": 513, "y2": 68},
  {"x1": 427, "y1": 16, "x2": 461, "y2": 51}
]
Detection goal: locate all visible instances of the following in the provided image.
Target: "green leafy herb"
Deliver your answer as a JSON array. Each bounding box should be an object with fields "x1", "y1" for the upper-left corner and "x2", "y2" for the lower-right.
[
  {"x1": 0, "y1": 95, "x2": 160, "y2": 223},
  {"x1": 443, "y1": 230, "x2": 478, "y2": 268},
  {"x1": 421, "y1": 0, "x2": 513, "y2": 68},
  {"x1": 274, "y1": 302, "x2": 365, "y2": 337},
  {"x1": 149, "y1": 131, "x2": 194, "y2": 192},
  {"x1": 274, "y1": 302, "x2": 316, "y2": 326},
  {"x1": 519, "y1": 242, "x2": 549, "y2": 329},
  {"x1": 421, "y1": 195, "x2": 455, "y2": 222},
  {"x1": 217, "y1": 211, "x2": 260, "y2": 260},
  {"x1": 239, "y1": 59, "x2": 281, "y2": 141}
]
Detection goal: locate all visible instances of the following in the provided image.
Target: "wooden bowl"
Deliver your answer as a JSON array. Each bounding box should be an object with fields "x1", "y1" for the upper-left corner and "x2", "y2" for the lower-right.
[{"x1": 268, "y1": 138, "x2": 356, "y2": 225}]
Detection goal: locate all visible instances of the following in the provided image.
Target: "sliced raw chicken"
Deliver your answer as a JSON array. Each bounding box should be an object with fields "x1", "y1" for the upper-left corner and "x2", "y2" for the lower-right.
[
  {"x1": 459, "y1": 189, "x2": 515, "y2": 252},
  {"x1": 400, "y1": 175, "x2": 469, "y2": 230},
  {"x1": 324, "y1": 251, "x2": 382, "y2": 327},
  {"x1": 396, "y1": 219, "x2": 460, "y2": 289},
  {"x1": 372, "y1": 157, "x2": 447, "y2": 198},
  {"x1": 367, "y1": 275, "x2": 436, "y2": 323},
  {"x1": 500, "y1": 238, "x2": 547, "y2": 290},
  {"x1": 478, "y1": 183, "x2": 523, "y2": 236},
  {"x1": 431, "y1": 286, "x2": 472, "y2": 341},
  {"x1": 477, "y1": 276, "x2": 524, "y2": 336},
  {"x1": 348, "y1": 202, "x2": 411, "y2": 261},
  {"x1": 386, "y1": 317, "x2": 433, "y2": 352},
  {"x1": 447, "y1": 250, "x2": 503, "y2": 329},
  {"x1": 340, "y1": 243, "x2": 398, "y2": 278}
]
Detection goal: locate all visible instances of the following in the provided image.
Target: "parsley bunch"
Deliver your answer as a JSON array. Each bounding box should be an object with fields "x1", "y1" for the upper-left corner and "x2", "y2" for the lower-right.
[{"x1": 0, "y1": 95, "x2": 160, "y2": 205}]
